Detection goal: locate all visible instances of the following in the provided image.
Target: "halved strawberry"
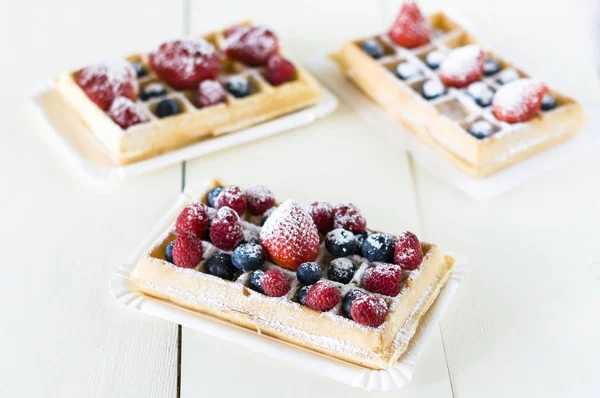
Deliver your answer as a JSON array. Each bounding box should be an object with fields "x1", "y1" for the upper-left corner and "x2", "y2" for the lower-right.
[
  {"x1": 492, "y1": 78, "x2": 548, "y2": 124},
  {"x1": 74, "y1": 60, "x2": 137, "y2": 110},
  {"x1": 388, "y1": 1, "x2": 431, "y2": 48},
  {"x1": 439, "y1": 45, "x2": 485, "y2": 88}
]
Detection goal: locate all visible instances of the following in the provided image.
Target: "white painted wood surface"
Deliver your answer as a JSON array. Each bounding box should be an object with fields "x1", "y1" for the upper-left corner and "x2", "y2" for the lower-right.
[{"x1": 1, "y1": 0, "x2": 599, "y2": 396}]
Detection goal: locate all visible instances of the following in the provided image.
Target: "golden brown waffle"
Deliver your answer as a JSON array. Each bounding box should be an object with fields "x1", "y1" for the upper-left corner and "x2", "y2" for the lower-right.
[
  {"x1": 55, "y1": 24, "x2": 323, "y2": 165},
  {"x1": 331, "y1": 12, "x2": 585, "y2": 178},
  {"x1": 129, "y1": 179, "x2": 454, "y2": 370}
]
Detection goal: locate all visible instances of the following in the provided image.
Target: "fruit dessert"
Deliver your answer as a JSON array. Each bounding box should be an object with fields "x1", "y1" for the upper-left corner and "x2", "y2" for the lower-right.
[
  {"x1": 331, "y1": 1, "x2": 585, "y2": 178},
  {"x1": 55, "y1": 23, "x2": 323, "y2": 165},
  {"x1": 129, "y1": 179, "x2": 455, "y2": 369}
]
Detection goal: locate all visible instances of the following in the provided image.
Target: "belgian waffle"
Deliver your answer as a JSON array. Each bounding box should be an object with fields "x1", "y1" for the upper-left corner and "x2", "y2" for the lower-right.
[
  {"x1": 331, "y1": 11, "x2": 585, "y2": 178},
  {"x1": 55, "y1": 23, "x2": 323, "y2": 165},
  {"x1": 129, "y1": 179, "x2": 454, "y2": 369}
]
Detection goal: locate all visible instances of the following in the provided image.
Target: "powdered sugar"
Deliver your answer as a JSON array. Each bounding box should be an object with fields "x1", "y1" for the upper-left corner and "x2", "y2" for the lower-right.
[
  {"x1": 76, "y1": 59, "x2": 135, "y2": 90},
  {"x1": 492, "y1": 78, "x2": 544, "y2": 116},
  {"x1": 439, "y1": 44, "x2": 484, "y2": 81},
  {"x1": 198, "y1": 80, "x2": 225, "y2": 104},
  {"x1": 150, "y1": 38, "x2": 218, "y2": 80},
  {"x1": 223, "y1": 25, "x2": 277, "y2": 56}
]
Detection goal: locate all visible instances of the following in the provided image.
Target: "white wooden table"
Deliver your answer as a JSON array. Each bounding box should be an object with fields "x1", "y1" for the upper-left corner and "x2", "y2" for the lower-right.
[{"x1": 2, "y1": 0, "x2": 599, "y2": 396}]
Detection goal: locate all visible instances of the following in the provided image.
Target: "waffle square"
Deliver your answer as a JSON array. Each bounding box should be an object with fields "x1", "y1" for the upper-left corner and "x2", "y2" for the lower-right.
[
  {"x1": 129, "y1": 179, "x2": 454, "y2": 369},
  {"x1": 331, "y1": 12, "x2": 585, "y2": 178}
]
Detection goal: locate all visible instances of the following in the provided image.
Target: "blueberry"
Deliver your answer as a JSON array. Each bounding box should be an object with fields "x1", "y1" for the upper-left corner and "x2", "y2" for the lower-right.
[
  {"x1": 541, "y1": 93, "x2": 557, "y2": 111},
  {"x1": 327, "y1": 258, "x2": 355, "y2": 284},
  {"x1": 421, "y1": 79, "x2": 446, "y2": 100},
  {"x1": 261, "y1": 214, "x2": 269, "y2": 226},
  {"x1": 496, "y1": 69, "x2": 519, "y2": 85},
  {"x1": 432, "y1": 29, "x2": 445, "y2": 39},
  {"x1": 140, "y1": 83, "x2": 167, "y2": 101},
  {"x1": 206, "y1": 253, "x2": 235, "y2": 280},
  {"x1": 361, "y1": 233, "x2": 394, "y2": 262},
  {"x1": 361, "y1": 39, "x2": 384, "y2": 59},
  {"x1": 206, "y1": 186, "x2": 223, "y2": 208},
  {"x1": 164, "y1": 241, "x2": 174, "y2": 263},
  {"x1": 325, "y1": 228, "x2": 357, "y2": 257},
  {"x1": 131, "y1": 61, "x2": 147, "y2": 78},
  {"x1": 232, "y1": 243, "x2": 265, "y2": 271},
  {"x1": 155, "y1": 98, "x2": 181, "y2": 118},
  {"x1": 297, "y1": 262, "x2": 322, "y2": 285},
  {"x1": 468, "y1": 120, "x2": 494, "y2": 139},
  {"x1": 226, "y1": 77, "x2": 251, "y2": 98},
  {"x1": 425, "y1": 51, "x2": 445, "y2": 70},
  {"x1": 483, "y1": 58, "x2": 500, "y2": 76},
  {"x1": 395, "y1": 62, "x2": 419, "y2": 80},
  {"x1": 342, "y1": 289, "x2": 365, "y2": 317},
  {"x1": 297, "y1": 285, "x2": 311, "y2": 305},
  {"x1": 355, "y1": 230, "x2": 369, "y2": 256},
  {"x1": 466, "y1": 82, "x2": 493, "y2": 107},
  {"x1": 249, "y1": 270, "x2": 265, "y2": 293}
]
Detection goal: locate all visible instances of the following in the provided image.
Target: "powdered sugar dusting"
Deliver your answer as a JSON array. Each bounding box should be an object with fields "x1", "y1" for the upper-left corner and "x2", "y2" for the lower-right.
[
  {"x1": 198, "y1": 80, "x2": 225, "y2": 103},
  {"x1": 492, "y1": 78, "x2": 544, "y2": 116},
  {"x1": 151, "y1": 38, "x2": 218, "y2": 80},
  {"x1": 77, "y1": 59, "x2": 135, "y2": 89},
  {"x1": 439, "y1": 44, "x2": 483, "y2": 81}
]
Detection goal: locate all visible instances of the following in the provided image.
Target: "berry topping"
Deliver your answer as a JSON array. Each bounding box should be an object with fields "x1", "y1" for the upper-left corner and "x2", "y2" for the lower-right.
[
  {"x1": 155, "y1": 98, "x2": 181, "y2": 118},
  {"x1": 439, "y1": 45, "x2": 485, "y2": 88},
  {"x1": 176, "y1": 202, "x2": 209, "y2": 237},
  {"x1": 209, "y1": 207, "x2": 244, "y2": 251},
  {"x1": 492, "y1": 78, "x2": 548, "y2": 124},
  {"x1": 164, "y1": 241, "x2": 175, "y2": 263},
  {"x1": 361, "y1": 39, "x2": 385, "y2": 59},
  {"x1": 361, "y1": 264, "x2": 403, "y2": 297},
  {"x1": 215, "y1": 185, "x2": 246, "y2": 215},
  {"x1": 361, "y1": 233, "x2": 394, "y2": 263},
  {"x1": 466, "y1": 82, "x2": 494, "y2": 107},
  {"x1": 541, "y1": 93, "x2": 557, "y2": 111},
  {"x1": 249, "y1": 269, "x2": 265, "y2": 293},
  {"x1": 496, "y1": 69, "x2": 520, "y2": 85},
  {"x1": 206, "y1": 252, "x2": 235, "y2": 280},
  {"x1": 131, "y1": 61, "x2": 147, "y2": 78},
  {"x1": 140, "y1": 82, "x2": 167, "y2": 101},
  {"x1": 148, "y1": 38, "x2": 220, "y2": 90},
  {"x1": 232, "y1": 243, "x2": 265, "y2": 271},
  {"x1": 393, "y1": 231, "x2": 423, "y2": 270},
  {"x1": 172, "y1": 233, "x2": 203, "y2": 268},
  {"x1": 388, "y1": 1, "x2": 431, "y2": 48},
  {"x1": 260, "y1": 200, "x2": 320, "y2": 270},
  {"x1": 266, "y1": 54, "x2": 296, "y2": 86},
  {"x1": 197, "y1": 79, "x2": 226, "y2": 108},
  {"x1": 468, "y1": 120, "x2": 494, "y2": 139},
  {"x1": 305, "y1": 280, "x2": 340, "y2": 311},
  {"x1": 325, "y1": 228, "x2": 357, "y2": 257},
  {"x1": 425, "y1": 50, "x2": 445, "y2": 70},
  {"x1": 225, "y1": 76, "x2": 252, "y2": 98},
  {"x1": 307, "y1": 201, "x2": 334, "y2": 234},
  {"x1": 245, "y1": 185, "x2": 275, "y2": 215},
  {"x1": 206, "y1": 186, "x2": 223, "y2": 208},
  {"x1": 261, "y1": 269, "x2": 290, "y2": 297},
  {"x1": 342, "y1": 289, "x2": 365, "y2": 317},
  {"x1": 327, "y1": 258, "x2": 355, "y2": 284},
  {"x1": 421, "y1": 79, "x2": 446, "y2": 100},
  {"x1": 395, "y1": 62, "x2": 420, "y2": 81},
  {"x1": 224, "y1": 25, "x2": 279, "y2": 66},
  {"x1": 483, "y1": 58, "x2": 501, "y2": 76},
  {"x1": 296, "y1": 262, "x2": 322, "y2": 285},
  {"x1": 74, "y1": 60, "x2": 137, "y2": 110},
  {"x1": 107, "y1": 97, "x2": 148, "y2": 129},
  {"x1": 297, "y1": 285, "x2": 311, "y2": 305},
  {"x1": 350, "y1": 295, "x2": 388, "y2": 327},
  {"x1": 333, "y1": 203, "x2": 366, "y2": 233}
]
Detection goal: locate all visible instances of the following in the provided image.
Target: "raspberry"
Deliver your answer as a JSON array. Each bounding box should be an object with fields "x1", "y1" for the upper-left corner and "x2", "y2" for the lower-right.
[
  {"x1": 307, "y1": 201, "x2": 334, "y2": 234},
  {"x1": 245, "y1": 185, "x2": 275, "y2": 215},
  {"x1": 260, "y1": 269, "x2": 290, "y2": 297},
  {"x1": 492, "y1": 78, "x2": 548, "y2": 124},
  {"x1": 149, "y1": 39, "x2": 221, "y2": 90},
  {"x1": 172, "y1": 233, "x2": 203, "y2": 268},
  {"x1": 209, "y1": 207, "x2": 244, "y2": 251},
  {"x1": 350, "y1": 295, "x2": 388, "y2": 327},
  {"x1": 361, "y1": 264, "x2": 403, "y2": 297},
  {"x1": 333, "y1": 203, "x2": 366, "y2": 233},
  {"x1": 175, "y1": 201, "x2": 209, "y2": 237},
  {"x1": 388, "y1": 1, "x2": 431, "y2": 48},
  {"x1": 260, "y1": 200, "x2": 320, "y2": 271},
  {"x1": 393, "y1": 231, "x2": 423, "y2": 270},
  {"x1": 439, "y1": 45, "x2": 485, "y2": 88},
  {"x1": 305, "y1": 280, "x2": 340, "y2": 311},
  {"x1": 74, "y1": 60, "x2": 137, "y2": 110},
  {"x1": 197, "y1": 79, "x2": 226, "y2": 108},
  {"x1": 266, "y1": 54, "x2": 296, "y2": 86},
  {"x1": 107, "y1": 97, "x2": 148, "y2": 129},
  {"x1": 224, "y1": 25, "x2": 279, "y2": 66},
  {"x1": 215, "y1": 185, "x2": 246, "y2": 216}
]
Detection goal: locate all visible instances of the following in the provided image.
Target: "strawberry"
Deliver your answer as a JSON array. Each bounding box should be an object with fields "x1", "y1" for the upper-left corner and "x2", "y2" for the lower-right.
[
  {"x1": 260, "y1": 200, "x2": 319, "y2": 271},
  {"x1": 107, "y1": 97, "x2": 148, "y2": 129},
  {"x1": 74, "y1": 60, "x2": 137, "y2": 110},
  {"x1": 439, "y1": 45, "x2": 485, "y2": 88},
  {"x1": 266, "y1": 54, "x2": 296, "y2": 86},
  {"x1": 388, "y1": 1, "x2": 431, "y2": 48},
  {"x1": 492, "y1": 78, "x2": 548, "y2": 124},
  {"x1": 394, "y1": 231, "x2": 423, "y2": 270},
  {"x1": 224, "y1": 25, "x2": 279, "y2": 66}
]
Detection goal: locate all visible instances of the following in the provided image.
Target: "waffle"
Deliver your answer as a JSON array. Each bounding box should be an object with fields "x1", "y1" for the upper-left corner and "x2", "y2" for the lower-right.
[
  {"x1": 129, "y1": 179, "x2": 455, "y2": 369},
  {"x1": 331, "y1": 12, "x2": 585, "y2": 178},
  {"x1": 55, "y1": 23, "x2": 323, "y2": 165}
]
